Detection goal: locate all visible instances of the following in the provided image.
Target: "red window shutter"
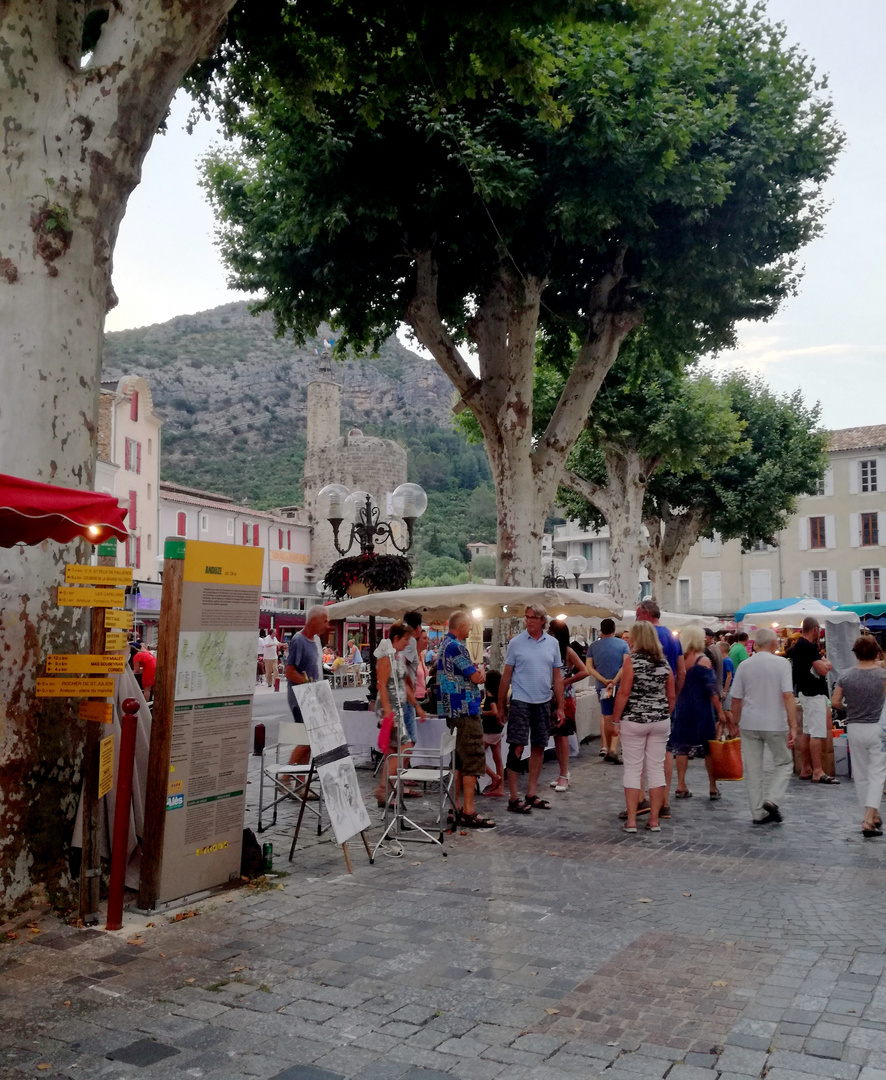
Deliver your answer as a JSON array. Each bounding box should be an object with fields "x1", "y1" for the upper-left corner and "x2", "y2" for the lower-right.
[
  {"x1": 287, "y1": 530, "x2": 291, "y2": 550},
  {"x1": 177, "y1": 512, "x2": 186, "y2": 536},
  {"x1": 130, "y1": 391, "x2": 139, "y2": 421},
  {"x1": 136, "y1": 442, "x2": 142, "y2": 475},
  {"x1": 282, "y1": 567, "x2": 290, "y2": 593},
  {"x1": 278, "y1": 529, "x2": 283, "y2": 548},
  {"x1": 124, "y1": 439, "x2": 131, "y2": 471},
  {"x1": 125, "y1": 538, "x2": 132, "y2": 568},
  {"x1": 253, "y1": 524, "x2": 259, "y2": 547},
  {"x1": 243, "y1": 522, "x2": 248, "y2": 545},
  {"x1": 129, "y1": 490, "x2": 137, "y2": 529},
  {"x1": 135, "y1": 537, "x2": 141, "y2": 569}
]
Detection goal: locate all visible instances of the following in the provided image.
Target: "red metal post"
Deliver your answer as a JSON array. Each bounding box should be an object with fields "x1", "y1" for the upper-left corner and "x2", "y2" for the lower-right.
[{"x1": 106, "y1": 698, "x2": 140, "y2": 931}]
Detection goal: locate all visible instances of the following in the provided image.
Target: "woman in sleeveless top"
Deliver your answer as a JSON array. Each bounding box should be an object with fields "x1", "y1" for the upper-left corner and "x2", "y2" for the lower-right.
[{"x1": 612, "y1": 621, "x2": 675, "y2": 833}]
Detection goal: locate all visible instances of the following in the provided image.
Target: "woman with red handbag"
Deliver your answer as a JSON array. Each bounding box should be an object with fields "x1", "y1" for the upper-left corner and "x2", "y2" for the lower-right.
[
  {"x1": 670, "y1": 626, "x2": 729, "y2": 801},
  {"x1": 373, "y1": 622, "x2": 427, "y2": 808}
]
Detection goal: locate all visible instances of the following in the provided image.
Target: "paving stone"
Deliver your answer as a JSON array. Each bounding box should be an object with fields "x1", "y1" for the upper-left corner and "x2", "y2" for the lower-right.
[
  {"x1": 668, "y1": 1067, "x2": 722, "y2": 1080},
  {"x1": 268, "y1": 1067, "x2": 345, "y2": 1080},
  {"x1": 436, "y1": 1036, "x2": 494, "y2": 1057},
  {"x1": 106, "y1": 1038, "x2": 181, "y2": 1066},
  {"x1": 715, "y1": 1046, "x2": 769, "y2": 1075},
  {"x1": 767, "y1": 1049, "x2": 861, "y2": 1078},
  {"x1": 511, "y1": 1034, "x2": 569, "y2": 1057},
  {"x1": 806, "y1": 1039, "x2": 849, "y2": 1060},
  {"x1": 682, "y1": 1052, "x2": 718, "y2": 1068}
]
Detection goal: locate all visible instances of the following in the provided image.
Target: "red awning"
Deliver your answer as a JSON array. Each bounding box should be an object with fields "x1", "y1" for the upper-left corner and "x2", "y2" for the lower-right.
[{"x1": 0, "y1": 473, "x2": 129, "y2": 548}]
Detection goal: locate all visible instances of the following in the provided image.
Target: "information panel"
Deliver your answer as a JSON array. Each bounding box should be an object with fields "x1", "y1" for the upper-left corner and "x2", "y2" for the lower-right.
[{"x1": 153, "y1": 540, "x2": 263, "y2": 906}]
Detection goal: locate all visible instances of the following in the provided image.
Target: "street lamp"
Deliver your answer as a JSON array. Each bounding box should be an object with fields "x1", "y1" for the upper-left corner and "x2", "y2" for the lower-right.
[
  {"x1": 317, "y1": 482, "x2": 428, "y2": 556},
  {"x1": 542, "y1": 558, "x2": 568, "y2": 589},
  {"x1": 564, "y1": 553, "x2": 588, "y2": 589},
  {"x1": 316, "y1": 482, "x2": 427, "y2": 698}
]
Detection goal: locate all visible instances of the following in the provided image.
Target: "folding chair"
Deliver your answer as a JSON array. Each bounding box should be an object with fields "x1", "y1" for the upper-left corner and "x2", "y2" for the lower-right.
[
  {"x1": 257, "y1": 722, "x2": 325, "y2": 836},
  {"x1": 394, "y1": 730, "x2": 457, "y2": 826}
]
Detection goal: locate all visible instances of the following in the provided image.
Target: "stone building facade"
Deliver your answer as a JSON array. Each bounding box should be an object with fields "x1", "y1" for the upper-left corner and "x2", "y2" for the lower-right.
[{"x1": 302, "y1": 354, "x2": 408, "y2": 581}]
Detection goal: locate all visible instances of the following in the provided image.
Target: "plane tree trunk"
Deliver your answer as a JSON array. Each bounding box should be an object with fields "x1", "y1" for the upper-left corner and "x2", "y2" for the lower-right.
[{"x1": 0, "y1": 0, "x2": 235, "y2": 910}]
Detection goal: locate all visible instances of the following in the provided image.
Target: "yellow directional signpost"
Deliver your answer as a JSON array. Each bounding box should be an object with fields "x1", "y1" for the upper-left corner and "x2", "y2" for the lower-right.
[
  {"x1": 98, "y1": 735, "x2": 115, "y2": 800},
  {"x1": 65, "y1": 565, "x2": 133, "y2": 587},
  {"x1": 105, "y1": 632, "x2": 128, "y2": 651},
  {"x1": 46, "y1": 655, "x2": 125, "y2": 675},
  {"x1": 36, "y1": 677, "x2": 116, "y2": 697},
  {"x1": 80, "y1": 702, "x2": 113, "y2": 724},
  {"x1": 57, "y1": 586, "x2": 127, "y2": 608},
  {"x1": 105, "y1": 610, "x2": 134, "y2": 630}
]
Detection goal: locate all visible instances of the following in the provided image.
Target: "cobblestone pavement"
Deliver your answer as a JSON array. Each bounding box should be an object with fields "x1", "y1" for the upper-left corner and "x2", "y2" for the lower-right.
[{"x1": 3, "y1": 745, "x2": 886, "y2": 1080}]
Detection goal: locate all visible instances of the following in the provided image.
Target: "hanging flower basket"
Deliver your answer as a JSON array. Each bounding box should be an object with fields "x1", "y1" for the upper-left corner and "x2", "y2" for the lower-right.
[{"x1": 323, "y1": 553, "x2": 412, "y2": 600}]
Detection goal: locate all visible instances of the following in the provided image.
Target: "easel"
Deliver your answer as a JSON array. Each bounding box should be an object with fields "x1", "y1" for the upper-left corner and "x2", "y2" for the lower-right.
[{"x1": 289, "y1": 682, "x2": 373, "y2": 872}]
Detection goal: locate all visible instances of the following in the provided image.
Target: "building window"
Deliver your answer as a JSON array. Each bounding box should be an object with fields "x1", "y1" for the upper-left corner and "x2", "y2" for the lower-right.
[
  {"x1": 146, "y1": 534, "x2": 152, "y2": 552},
  {"x1": 701, "y1": 533, "x2": 720, "y2": 557},
  {"x1": 750, "y1": 569, "x2": 772, "y2": 602},
  {"x1": 810, "y1": 517, "x2": 826, "y2": 549},
  {"x1": 282, "y1": 567, "x2": 290, "y2": 593},
  {"x1": 243, "y1": 522, "x2": 249, "y2": 545},
  {"x1": 148, "y1": 438, "x2": 152, "y2": 454},
  {"x1": 227, "y1": 518, "x2": 234, "y2": 537},
  {"x1": 287, "y1": 530, "x2": 291, "y2": 550},
  {"x1": 861, "y1": 460, "x2": 878, "y2": 493},
  {"x1": 199, "y1": 513, "x2": 208, "y2": 532},
  {"x1": 751, "y1": 539, "x2": 771, "y2": 553},
  {"x1": 176, "y1": 512, "x2": 186, "y2": 537},
  {"x1": 677, "y1": 579, "x2": 690, "y2": 609},
  {"x1": 125, "y1": 536, "x2": 141, "y2": 570},
  {"x1": 862, "y1": 513, "x2": 879, "y2": 546},
  {"x1": 863, "y1": 569, "x2": 881, "y2": 602},
  {"x1": 810, "y1": 570, "x2": 829, "y2": 599},
  {"x1": 124, "y1": 437, "x2": 141, "y2": 473}
]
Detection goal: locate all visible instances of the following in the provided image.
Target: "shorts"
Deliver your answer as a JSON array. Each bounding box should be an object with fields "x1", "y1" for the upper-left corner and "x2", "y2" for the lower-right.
[
  {"x1": 799, "y1": 694, "x2": 828, "y2": 738},
  {"x1": 551, "y1": 696, "x2": 576, "y2": 737},
  {"x1": 448, "y1": 714, "x2": 486, "y2": 776},
  {"x1": 506, "y1": 699, "x2": 551, "y2": 748}
]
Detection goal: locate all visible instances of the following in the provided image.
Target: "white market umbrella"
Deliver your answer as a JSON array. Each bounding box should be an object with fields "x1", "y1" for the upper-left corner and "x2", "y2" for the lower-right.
[
  {"x1": 737, "y1": 599, "x2": 860, "y2": 628},
  {"x1": 324, "y1": 583, "x2": 622, "y2": 623}
]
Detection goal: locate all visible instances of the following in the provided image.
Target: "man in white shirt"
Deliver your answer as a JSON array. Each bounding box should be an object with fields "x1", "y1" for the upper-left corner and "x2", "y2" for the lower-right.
[
  {"x1": 730, "y1": 628, "x2": 799, "y2": 825},
  {"x1": 263, "y1": 630, "x2": 282, "y2": 688}
]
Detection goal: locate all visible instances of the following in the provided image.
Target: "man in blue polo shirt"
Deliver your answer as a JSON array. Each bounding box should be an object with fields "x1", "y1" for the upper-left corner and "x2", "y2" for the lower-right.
[{"x1": 497, "y1": 604, "x2": 564, "y2": 815}]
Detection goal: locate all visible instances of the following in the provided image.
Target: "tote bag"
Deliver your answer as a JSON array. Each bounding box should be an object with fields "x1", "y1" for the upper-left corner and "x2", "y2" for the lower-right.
[{"x1": 709, "y1": 736, "x2": 743, "y2": 781}]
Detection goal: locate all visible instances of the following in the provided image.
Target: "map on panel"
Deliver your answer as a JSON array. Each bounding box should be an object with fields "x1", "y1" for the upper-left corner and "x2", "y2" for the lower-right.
[{"x1": 175, "y1": 630, "x2": 256, "y2": 700}]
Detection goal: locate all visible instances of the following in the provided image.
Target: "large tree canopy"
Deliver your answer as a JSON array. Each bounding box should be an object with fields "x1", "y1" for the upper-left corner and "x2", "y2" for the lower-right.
[{"x1": 204, "y1": 0, "x2": 842, "y2": 589}]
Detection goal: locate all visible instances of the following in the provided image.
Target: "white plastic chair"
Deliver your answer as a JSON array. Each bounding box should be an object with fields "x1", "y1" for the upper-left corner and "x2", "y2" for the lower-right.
[
  {"x1": 257, "y1": 722, "x2": 325, "y2": 836},
  {"x1": 394, "y1": 730, "x2": 457, "y2": 826}
]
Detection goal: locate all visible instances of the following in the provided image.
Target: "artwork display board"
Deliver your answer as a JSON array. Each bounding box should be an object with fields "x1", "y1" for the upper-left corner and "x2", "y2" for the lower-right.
[
  {"x1": 140, "y1": 539, "x2": 263, "y2": 908},
  {"x1": 293, "y1": 680, "x2": 372, "y2": 846}
]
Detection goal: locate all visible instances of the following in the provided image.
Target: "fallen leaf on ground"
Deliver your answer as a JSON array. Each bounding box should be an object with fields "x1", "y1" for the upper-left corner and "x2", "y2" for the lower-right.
[
  {"x1": 126, "y1": 937, "x2": 145, "y2": 946},
  {"x1": 37, "y1": 1064, "x2": 51, "y2": 1070},
  {"x1": 145, "y1": 922, "x2": 155, "y2": 928},
  {"x1": 230, "y1": 966, "x2": 244, "y2": 973},
  {"x1": 28, "y1": 927, "x2": 41, "y2": 935},
  {"x1": 712, "y1": 980, "x2": 727, "y2": 987},
  {"x1": 683, "y1": 892, "x2": 692, "y2": 897},
  {"x1": 545, "y1": 1008, "x2": 560, "y2": 1015},
  {"x1": 636, "y1": 898, "x2": 653, "y2": 903},
  {"x1": 63, "y1": 1001, "x2": 71, "y2": 1007},
  {"x1": 5, "y1": 932, "x2": 17, "y2": 940}
]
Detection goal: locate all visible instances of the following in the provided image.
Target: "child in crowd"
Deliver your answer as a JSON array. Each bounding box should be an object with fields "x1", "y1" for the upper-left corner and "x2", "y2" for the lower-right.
[{"x1": 481, "y1": 670, "x2": 505, "y2": 797}]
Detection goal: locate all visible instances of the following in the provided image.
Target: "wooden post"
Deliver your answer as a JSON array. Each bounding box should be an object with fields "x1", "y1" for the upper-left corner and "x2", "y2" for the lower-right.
[
  {"x1": 137, "y1": 544, "x2": 184, "y2": 910},
  {"x1": 79, "y1": 604, "x2": 106, "y2": 923}
]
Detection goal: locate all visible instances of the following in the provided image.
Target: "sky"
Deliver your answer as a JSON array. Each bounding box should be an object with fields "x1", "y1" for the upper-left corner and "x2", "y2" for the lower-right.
[{"x1": 106, "y1": 0, "x2": 886, "y2": 432}]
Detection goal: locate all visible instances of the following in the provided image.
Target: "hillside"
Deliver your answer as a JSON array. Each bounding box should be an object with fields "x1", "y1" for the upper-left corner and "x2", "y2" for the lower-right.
[
  {"x1": 103, "y1": 302, "x2": 460, "y2": 506},
  {"x1": 102, "y1": 303, "x2": 497, "y2": 571}
]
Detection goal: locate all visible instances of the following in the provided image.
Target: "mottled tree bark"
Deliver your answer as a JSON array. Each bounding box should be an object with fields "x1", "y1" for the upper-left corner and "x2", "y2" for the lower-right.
[{"x1": 0, "y1": 0, "x2": 235, "y2": 910}]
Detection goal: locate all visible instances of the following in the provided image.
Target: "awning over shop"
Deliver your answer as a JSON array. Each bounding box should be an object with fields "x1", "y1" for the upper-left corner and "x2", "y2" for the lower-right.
[
  {"x1": 836, "y1": 602, "x2": 886, "y2": 620},
  {"x1": 734, "y1": 596, "x2": 840, "y2": 622},
  {"x1": 0, "y1": 472, "x2": 129, "y2": 548}
]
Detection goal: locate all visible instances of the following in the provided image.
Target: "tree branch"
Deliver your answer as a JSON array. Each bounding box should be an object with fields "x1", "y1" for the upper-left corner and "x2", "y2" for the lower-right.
[
  {"x1": 406, "y1": 249, "x2": 481, "y2": 404},
  {"x1": 562, "y1": 468, "x2": 616, "y2": 519}
]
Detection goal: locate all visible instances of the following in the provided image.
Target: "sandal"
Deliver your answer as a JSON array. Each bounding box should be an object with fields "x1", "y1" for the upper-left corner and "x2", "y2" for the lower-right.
[
  {"x1": 660, "y1": 805, "x2": 671, "y2": 818},
  {"x1": 709, "y1": 790, "x2": 721, "y2": 801},
  {"x1": 524, "y1": 794, "x2": 552, "y2": 810},
  {"x1": 447, "y1": 809, "x2": 461, "y2": 825},
  {"x1": 815, "y1": 775, "x2": 841, "y2": 785},
  {"x1": 553, "y1": 776, "x2": 569, "y2": 792},
  {"x1": 646, "y1": 822, "x2": 661, "y2": 832},
  {"x1": 675, "y1": 789, "x2": 693, "y2": 799},
  {"x1": 621, "y1": 823, "x2": 637, "y2": 833},
  {"x1": 508, "y1": 798, "x2": 532, "y2": 814},
  {"x1": 460, "y1": 811, "x2": 496, "y2": 830}
]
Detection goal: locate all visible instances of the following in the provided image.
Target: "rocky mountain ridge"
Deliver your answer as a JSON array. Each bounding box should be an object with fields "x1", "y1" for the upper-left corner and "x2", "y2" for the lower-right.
[{"x1": 102, "y1": 302, "x2": 459, "y2": 507}]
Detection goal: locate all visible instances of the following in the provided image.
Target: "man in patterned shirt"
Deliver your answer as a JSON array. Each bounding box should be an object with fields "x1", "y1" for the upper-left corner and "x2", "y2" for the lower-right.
[{"x1": 437, "y1": 610, "x2": 494, "y2": 829}]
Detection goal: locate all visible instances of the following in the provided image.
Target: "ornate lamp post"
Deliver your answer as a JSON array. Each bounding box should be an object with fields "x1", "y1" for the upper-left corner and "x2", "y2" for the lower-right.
[
  {"x1": 542, "y1": 558, "x2": 568, "y2": 589},
  {"x1": 316, "y1": 482, "x2": 427, "y2": 697},
  {"x1": 564, "y1": 553, "x2": 588, "y2": 589}
]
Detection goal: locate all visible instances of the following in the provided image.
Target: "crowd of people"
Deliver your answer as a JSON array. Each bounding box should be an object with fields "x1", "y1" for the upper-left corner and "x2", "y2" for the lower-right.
[{"x1": 278, "y1": 600, "x2": 886, "y2": 838}]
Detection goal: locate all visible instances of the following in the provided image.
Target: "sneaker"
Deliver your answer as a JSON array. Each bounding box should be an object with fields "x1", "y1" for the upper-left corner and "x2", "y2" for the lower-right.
[
  {"x1": 762, "y1": 800, "x2": 783, "y2": 823},
  {"x1": 753, "y1": 810, "x2": 777, "y2": 826}
]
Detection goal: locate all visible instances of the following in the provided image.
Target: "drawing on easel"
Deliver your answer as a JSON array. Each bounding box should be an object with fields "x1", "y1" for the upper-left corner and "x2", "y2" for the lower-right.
[{"x1": 293, "y1": 681, "x2": 372, "y2": 846}]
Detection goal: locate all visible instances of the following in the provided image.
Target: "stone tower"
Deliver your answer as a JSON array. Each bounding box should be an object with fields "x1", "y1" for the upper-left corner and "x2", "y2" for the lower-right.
[{"x1": 303, "y1": 349, "x2": 408, "y2": 583}]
